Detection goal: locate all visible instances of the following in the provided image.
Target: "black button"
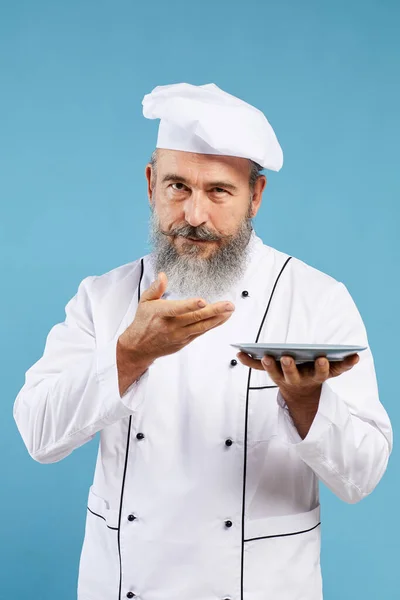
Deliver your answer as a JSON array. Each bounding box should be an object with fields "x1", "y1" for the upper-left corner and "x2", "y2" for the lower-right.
[
  {"x1": 241, "y1": 290, "x2": 249, "y2": 297},
  {"x1": 225, "y1": 520, "x2": 233, "y2": 528},
  {"x1": 225, "y1": 439, "x2": 233, "y2": 447},
  {"x1": 230, "y1": 359, "x2": 237, "y2": 366},
  {"x1": 126, "y1": 593, "x2": 135, "y2": 599},
  {"x1": 128, "y1": 514, "x2": 136, "y2": 522},
  {"x1": 136, "y1": 433, "x2": 145, "y2": 440}
]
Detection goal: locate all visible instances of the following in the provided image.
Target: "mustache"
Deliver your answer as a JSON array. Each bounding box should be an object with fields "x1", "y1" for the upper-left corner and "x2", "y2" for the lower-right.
[{"x1": 160, "y1": 223, "x2": 228, "y2": 242}]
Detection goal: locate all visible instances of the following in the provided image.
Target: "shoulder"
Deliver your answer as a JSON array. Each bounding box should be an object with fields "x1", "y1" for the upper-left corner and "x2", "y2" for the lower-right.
[
  {"x1": 76, "y1": 254, "x2": 149, "y2": 307},
  {"x1": 263, "y1": 245, "x2": 365, "y2": 337},
  {"x1": 67, "y1": 254, "x2": 151, "y2": 334},
  {"x1": 265, "y1": 244, "x2": 343, "y2": 297},
  {"x1": 91, "y1": 257, "x2": 145, "y2": 293}
]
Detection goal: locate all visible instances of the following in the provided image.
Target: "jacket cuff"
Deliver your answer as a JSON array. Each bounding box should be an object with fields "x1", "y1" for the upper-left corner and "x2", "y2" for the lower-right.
[
  {"x1": 277, "y1": 382, "x2": 346, "y2": 454},
  {"x1": 96, "y1": 339, "x2": 150, "y2": 413}
]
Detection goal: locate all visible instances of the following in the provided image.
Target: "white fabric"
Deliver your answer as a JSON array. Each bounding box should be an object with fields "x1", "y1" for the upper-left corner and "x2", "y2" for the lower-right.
[
  {"x1": 14, "y1": 232, "x2": 392, "y2": 600},
  {"x1": 142, "y1": 82, "x2": 284, "y2": 171}
]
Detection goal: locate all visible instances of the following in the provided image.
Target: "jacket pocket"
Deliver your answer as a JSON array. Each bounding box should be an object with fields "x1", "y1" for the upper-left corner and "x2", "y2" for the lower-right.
[
  {"x1": 86, "y1": 486, "x2": 119, "y2": 530},
  {"x1": 243, "y1": 507, "x2": 322, "y2": 600},
  {"x1": 78, "y1": 487, "x2": 120, "y2": 600},
  {"x1": 245, "y1": 505, "x2": 320, "y2": 541}
]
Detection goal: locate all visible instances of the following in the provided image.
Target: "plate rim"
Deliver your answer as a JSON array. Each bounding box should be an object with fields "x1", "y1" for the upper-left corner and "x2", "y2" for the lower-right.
[{"x1": 230, "y1": 343, "x2": 367, "y2": 352}]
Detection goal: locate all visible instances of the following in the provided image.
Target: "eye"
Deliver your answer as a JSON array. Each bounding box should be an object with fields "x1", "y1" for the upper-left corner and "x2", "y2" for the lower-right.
[
  {"x1": 171, "y1": 183, "x2": 187, "y2": 191},
  {"x1": 211, "y1": 187, "x2": 231, "y2": 195}
]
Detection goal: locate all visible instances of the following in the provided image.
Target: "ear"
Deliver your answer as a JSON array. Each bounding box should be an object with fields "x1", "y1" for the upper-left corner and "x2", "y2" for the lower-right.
[
  {"x1": 145, "y1": 164, "x2": 154, "y2": 205},
  {"x1": 249, "y1": 175, "x2": 267, "y2": 217}
]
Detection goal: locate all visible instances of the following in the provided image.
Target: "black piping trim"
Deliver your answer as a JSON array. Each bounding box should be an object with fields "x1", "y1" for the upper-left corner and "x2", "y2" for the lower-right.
[
  {"x1": 249, "y1": 385, "x2": 278, "y2": 390},
  {"x1": 87, "y1": 507, "x2": 119, "y2": 531},
  {"x1": 240, "y1": 256, "x2": 293, "y2": 600},
  {"x1": 254, "y1": 257, "x2": 293, "y2": 345},
  {"x1": 244, "y1": 521, "x2": 321, "y2": 542},
  {"x1": 117, "y1": 258, "x2": 145, "y2": 600}
]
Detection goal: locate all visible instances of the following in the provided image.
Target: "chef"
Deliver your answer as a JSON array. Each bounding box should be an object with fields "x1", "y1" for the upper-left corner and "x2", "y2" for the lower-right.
[{"x1": 14, "y1": 82, "x2": 392, "y2": 600}]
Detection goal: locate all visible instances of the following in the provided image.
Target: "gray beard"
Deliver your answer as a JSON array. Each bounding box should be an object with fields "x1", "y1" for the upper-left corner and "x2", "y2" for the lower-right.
[{"x1": 148, "y1": 205, "x2": 254, "y2": 302}]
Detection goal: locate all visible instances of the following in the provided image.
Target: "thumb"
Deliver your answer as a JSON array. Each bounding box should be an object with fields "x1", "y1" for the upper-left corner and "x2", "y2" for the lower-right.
[{"x1": 141, "y1": 272, "x2": 168, "y2": 302}]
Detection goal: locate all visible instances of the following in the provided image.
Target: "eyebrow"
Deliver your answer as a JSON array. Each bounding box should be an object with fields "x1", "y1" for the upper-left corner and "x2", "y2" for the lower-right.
[{"x1": 161, "y1": 173, "x2": 239, "y2": 192}]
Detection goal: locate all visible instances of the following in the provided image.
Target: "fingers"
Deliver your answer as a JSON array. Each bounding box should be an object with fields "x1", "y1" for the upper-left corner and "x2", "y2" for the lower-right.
[
  {"x1": 275, "y1": 356, "x2": 302, "y2": 385},
  {"x1": 237, "y1": 352, "x2": 360, "y2": 391},
  {"x1": 184, "y1": 310, "x2": 234, "y2": 337},
  {"x1": 140, "y1": 271, "x2": 236, "y2": 322},
  {"x1": 141, "y1": 272, "x2": 168, "y2": 302},
  {"x1": 237, "y1": 353, "x2": 298, "y2": 383},
  {"x1": 236, "y1": 353, "x2": 284, "y2": 385},
  {"x1": 261, "y1": 356, "x2": 284, "y2": 382},
  {"x1": 342, "y1": 353, "x2": 360, "y2": 369},
  {"x1": 236, "y1": 352, "x2": 266, "y2": 371},
  {"x1": 313, "y1": 357, "x2": 331, "y2": 383},
  {"x1": 329, "y1": 353, "x2": 360, "y2": 378},
  {"x1": 165, "y1": 300, "x2": 234, "y2": 321},
  {"x1": 180, "y1": 301, "x2": 235, "y2": 326},
  {"x1": 161, "y1": 297, "x2": 210, "y2": 318}
]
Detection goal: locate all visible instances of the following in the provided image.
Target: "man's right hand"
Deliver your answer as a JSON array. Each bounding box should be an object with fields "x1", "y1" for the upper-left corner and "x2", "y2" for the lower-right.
[{"x1": 116, "y1": 272, "x2": 235, "y2": 395}]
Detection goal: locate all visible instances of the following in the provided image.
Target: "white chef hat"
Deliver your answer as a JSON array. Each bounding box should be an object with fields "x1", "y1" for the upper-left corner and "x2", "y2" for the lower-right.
[{"x1": 142, "y1": 82, "x2": 283, "y2": 171}]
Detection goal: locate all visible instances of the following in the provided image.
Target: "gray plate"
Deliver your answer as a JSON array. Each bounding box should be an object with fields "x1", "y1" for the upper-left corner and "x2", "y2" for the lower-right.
[{"x1": 231, "y1": 343, "x2": 367, "y2": 364}]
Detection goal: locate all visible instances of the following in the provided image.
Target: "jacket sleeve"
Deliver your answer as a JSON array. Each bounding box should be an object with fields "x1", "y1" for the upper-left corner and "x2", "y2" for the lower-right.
[
  {"x1": 13, "y1": 276, "x2": 149, "y2": 464},
  {"x1": 277, "y1": 281, "x2": 393, "y2": 503}
]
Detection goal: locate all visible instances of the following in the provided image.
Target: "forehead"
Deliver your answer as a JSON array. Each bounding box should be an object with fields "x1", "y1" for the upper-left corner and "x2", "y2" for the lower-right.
[{"x1": 156, "y1": 149, "x2": 250, "y2": 182}]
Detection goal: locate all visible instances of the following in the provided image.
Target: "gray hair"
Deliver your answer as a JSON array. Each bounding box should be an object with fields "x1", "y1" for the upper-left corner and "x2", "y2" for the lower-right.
[{"x1": 149, "y1": 149, "x2": 263, "y2": 191}]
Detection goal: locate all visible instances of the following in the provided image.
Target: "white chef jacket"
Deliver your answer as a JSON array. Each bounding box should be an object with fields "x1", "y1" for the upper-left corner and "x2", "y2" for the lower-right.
[{"x1": 13, "y1": 231, "x2": 392, "y2": 600}]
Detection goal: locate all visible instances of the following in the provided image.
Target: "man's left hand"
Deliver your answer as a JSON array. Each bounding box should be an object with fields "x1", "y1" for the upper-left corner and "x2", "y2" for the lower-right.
[{"x1": 236, "y1": 352, "x2": 360, "y2": 439}]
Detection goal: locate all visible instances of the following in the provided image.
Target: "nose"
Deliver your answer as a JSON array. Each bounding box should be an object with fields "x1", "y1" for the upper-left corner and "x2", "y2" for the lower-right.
[{"x1": 183, "y1": 191, "x2": 210, "y2": 228}]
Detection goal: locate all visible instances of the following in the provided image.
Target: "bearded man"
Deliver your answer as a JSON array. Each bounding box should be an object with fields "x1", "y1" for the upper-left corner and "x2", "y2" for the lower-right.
[{"x1": 14, "y1": 82, "x2": 392, "y2": 600}]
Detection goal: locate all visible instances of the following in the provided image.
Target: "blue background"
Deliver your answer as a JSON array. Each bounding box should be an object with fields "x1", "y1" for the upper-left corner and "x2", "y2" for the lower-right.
[{"x1": 1, "y1": 0, "x2": 399, "y2": 597}]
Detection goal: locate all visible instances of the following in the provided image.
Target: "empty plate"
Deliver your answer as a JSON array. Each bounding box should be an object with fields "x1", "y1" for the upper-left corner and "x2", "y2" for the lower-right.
[{"x1": 231, "y1": 343, "x2": 367, "y2": 364}]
